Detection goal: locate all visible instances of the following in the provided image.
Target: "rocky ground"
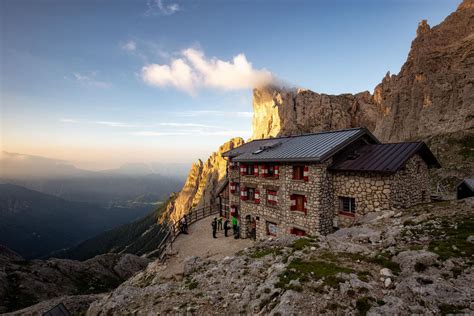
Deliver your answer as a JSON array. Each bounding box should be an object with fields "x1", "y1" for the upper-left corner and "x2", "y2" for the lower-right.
[
  {"x1": 86, "y1": 198, "x2": 473, "y2": 315},
  {"x1": 0, "y1": 248, "x2": 150, "y2": 314}
]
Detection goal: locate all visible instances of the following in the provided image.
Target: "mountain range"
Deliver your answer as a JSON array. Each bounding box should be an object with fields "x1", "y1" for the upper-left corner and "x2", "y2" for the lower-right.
[{"x1": 0, "y1": 184, "x2": 155, "y2": 258}]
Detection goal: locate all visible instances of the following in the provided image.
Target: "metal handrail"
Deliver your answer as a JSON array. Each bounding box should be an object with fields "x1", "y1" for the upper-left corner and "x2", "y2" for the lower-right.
[{"x1": 153, "y1": 204, "x2": 219, "y2": 260}]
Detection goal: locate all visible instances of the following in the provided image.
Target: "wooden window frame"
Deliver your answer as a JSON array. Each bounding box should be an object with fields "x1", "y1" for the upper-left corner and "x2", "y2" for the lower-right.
[
  {"x1": 290, "y1": 227, "x2": 306, "y2": 236},
  {"x1": 266, "y1": 189, "x2": 278, "y2": 206},
  {"x1": 292, "y1": 165, "x2": 305, "y2": 180},
  {"x1": 290, "y1": 194, "x2": 307, "y2": 214},
  {"x1": 338, "y1": 196, "x2": 356, "y2": 217}
]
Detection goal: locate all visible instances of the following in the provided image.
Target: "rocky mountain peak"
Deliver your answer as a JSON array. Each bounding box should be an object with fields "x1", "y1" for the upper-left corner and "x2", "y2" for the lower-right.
[
  {"x1": 252, "y1": 2, "x2": 474, "y2": 142},
  {"x1": 416, "y1": 19, "x2": 431, "y2": 36},
  {"x1": 458, "y1": 0, "x2": 474, "y2": 10}
]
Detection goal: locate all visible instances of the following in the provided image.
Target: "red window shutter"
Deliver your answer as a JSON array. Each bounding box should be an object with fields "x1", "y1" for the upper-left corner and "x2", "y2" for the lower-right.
[
  {"x1": 274, "y1": 166, "x2": 279, "y2": 179},
  {"x1": 240, "y1": 188, "x2": 247, "y2": 200},
  {"x1": 290, "y1": 194, "x2": 296, "y2": 210},
  {"x1": 261, "y1": 164, "x2": 267, "y2": 177},
  {"x1": 304, "y1": 196, "x2": 308, "y2": 214},
  {"x1": 253, "y1": 165, "x2": 258, "y2": 175},
  {"x1": 240, "y1": 164, "x2": 246, "y2": 175},
  {"x1": 304, "y1": 165, "x2": 309, "y2": 181},
  {"x1": 255, "y1": 189, "x2": 260, "y2": 204}
]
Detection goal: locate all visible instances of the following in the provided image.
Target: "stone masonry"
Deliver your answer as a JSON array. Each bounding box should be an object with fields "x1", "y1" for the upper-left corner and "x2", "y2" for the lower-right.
[{"x1": 228, "y1": 154, "x2": 431, "y2": 240}]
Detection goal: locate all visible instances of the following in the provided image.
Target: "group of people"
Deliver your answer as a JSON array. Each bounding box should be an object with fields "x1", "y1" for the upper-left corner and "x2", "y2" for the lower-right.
[{"x1": 211, "y1": 214, "x2": 240, "y2": 239}]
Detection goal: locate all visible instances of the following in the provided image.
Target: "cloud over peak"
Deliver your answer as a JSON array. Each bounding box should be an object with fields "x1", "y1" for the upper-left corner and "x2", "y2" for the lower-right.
[{"x1": 141, "y1": 48, "x2": 274, "y2": 94}]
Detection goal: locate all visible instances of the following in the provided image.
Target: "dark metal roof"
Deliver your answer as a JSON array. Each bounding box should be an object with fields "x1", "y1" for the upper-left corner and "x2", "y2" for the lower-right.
[
  {"x1": 223, "y1": 128, "x2": 379, "y2": 163},
  {"x1": 43, "y1": 303, "x2": 71, "y2": 316},
  {"x1": 458, "y1": 179, "x2": 474, "y2": 191},
  {"x1": 329, "y1": 142, "x2": 441, "y2": 173}
]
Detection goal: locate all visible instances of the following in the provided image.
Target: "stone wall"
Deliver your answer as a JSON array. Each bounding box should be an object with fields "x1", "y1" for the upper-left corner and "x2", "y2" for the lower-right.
[
  {"x1": 233, "y1": 163, "x2": 331, "y2": 240},
  {"x1": 391, "y1": 155, "x2": 430, "y2": 207},
  {"x1": 331, "y1": 170, "x2": 393, "y2": 227},
  {"x1": 228, "y1": 154, "x2": 431, "y2": 235},
  {"x1": 331, "y1": 154, "x2": 431, "y2": 227}
]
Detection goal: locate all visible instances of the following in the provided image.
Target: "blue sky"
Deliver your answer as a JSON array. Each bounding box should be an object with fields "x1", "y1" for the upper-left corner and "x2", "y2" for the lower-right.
[{"x1": 1, "y1": 0, "x2": 459, "y2": 170}]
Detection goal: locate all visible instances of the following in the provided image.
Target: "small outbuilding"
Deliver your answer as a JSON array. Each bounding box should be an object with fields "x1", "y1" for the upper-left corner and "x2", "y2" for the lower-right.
[{"x1": 457, "y1": 179, "x2": 474, "y2": 200}]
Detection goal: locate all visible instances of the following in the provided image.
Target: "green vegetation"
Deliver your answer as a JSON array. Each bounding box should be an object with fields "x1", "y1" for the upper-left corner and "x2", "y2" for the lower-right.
[
  {"x1": 320, "y1": 250, "x2": 400, "y2": 274},
  {"x1": 457, "y1": 135, "x2": 474, "y2": 159},
  {"x1": 366, "y1": 253, "x2": 401, "y2": 273},
  {"x1": 54, "y1": 202, "x2": 170, "y2": 260},
  {"x1": 428, "y1": 217, "x2": 474, "y2": 260},
  {"x1": 291, "y1": 237, "x2": 315, "y2": 250},
  {"x1": 249, "y1": 248, "x2": 282, "y2": 259},
  {"x1": 276, "y1": 258, "x2": 352, "y2": 290}
]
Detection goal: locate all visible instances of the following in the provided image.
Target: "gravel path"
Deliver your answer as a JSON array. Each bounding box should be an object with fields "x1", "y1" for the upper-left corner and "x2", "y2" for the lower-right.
[{"x1": 158, "y1": 217, "x2": 253, "y2": 277}]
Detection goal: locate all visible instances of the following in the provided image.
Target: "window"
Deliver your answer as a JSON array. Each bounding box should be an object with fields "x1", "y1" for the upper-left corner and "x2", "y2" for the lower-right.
[
  {"x1": 247, "y1": 187, "x2": 255, "y2": 201},
  {"x1": 290, "y1": 227, "x2": 306, "y2": 236},
  {"x1": 339, "y1": 196, "x2": 356, "y2": 216},
  {"x1": 240, "y1": 164, "x2": 257, "y2": 176},
  {"x1": 230, "y1": 182, "x2": 241, "y2": 194},
  {"x1": 267, "y1": 189, "x2": 278, "y2": 206},
  {"x1": 293, "y1": 165, "x2": 309, "y2": 181},
  {"x1": 290, "y1": 194, "x2": 307, "y2": 213},
  {"x1": 260, "y1": 164, "x2": 279, "y2": 179},
  {"x1": 266, "y1": 221, "x2": 278, "y2": 236},
  {"x1": 293, "y1": 166, "x2": 304, "y2": 180},
  {"x1": 241, "y1": 187, "x2": 260, "y2": 204}
]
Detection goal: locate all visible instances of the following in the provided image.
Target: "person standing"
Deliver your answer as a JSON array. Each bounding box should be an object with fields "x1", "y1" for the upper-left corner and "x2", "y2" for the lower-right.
[
  {"x1": 212, "y1": 217, "x2": 217, "y2": 239},
  {"x1": 223, "y1": 218, "x2": 230, "y2": 237},
  {"x1": 231, "y1": 215, "x2": 238, "y2": 238},
  {"x1": 217, "y1": 216, "x2": 223, "y2": 231}
]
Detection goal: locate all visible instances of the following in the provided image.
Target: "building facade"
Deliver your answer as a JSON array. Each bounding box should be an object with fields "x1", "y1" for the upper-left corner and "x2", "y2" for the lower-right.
[{"x1": 223, "y1": 128, "x2": 439, "y2": 240}]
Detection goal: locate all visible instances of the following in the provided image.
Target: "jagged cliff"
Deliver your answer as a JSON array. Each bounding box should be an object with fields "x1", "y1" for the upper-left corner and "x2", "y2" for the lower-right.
[
  {"x1": 162, "y1": 138, "x2": 244, "y2": 223},
  {"x1": 165, "y1": 0, "x2": 473, "y2": 223},
  {"x1": 252, "y1": 1, "x2": 474, "y2": 142}
]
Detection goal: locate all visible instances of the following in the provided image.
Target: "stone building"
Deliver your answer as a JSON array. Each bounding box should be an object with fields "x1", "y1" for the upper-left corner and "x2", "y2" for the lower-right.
[{"x1": 222, "y1": 128, "x2": 440, "y2": 240}]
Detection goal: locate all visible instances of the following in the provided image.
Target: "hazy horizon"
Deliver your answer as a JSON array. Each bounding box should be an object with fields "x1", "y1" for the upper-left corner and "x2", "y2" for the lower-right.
[{"x1": 1, "y1": 0, "x2": 459, "y2": 170}]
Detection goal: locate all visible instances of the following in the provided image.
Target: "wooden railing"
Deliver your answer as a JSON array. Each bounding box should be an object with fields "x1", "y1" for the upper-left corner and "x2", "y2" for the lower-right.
[{"x1": 152, "y1": 204, "x2": 220, "y2": 261}]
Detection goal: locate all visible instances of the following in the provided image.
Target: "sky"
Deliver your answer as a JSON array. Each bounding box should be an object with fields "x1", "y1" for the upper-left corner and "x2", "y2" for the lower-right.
[{"x1": 1, "y1": 0, "x2": 459, "y2": 170}]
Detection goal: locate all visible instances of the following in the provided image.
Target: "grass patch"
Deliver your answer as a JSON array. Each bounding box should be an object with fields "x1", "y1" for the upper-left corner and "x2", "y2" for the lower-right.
[
  {"x1": 292, "y1": 238, "x2": 313, "y2": 250},
  {"x1": 366, "y1": 253, "x2": 400, "y2": 273},
  {"x1": 276, "y1": 258, "x2": 352, "y2": 289},
  {"x1": 249, "y1": 248, "x2": 282, "y2": 259},
  {"x1": 428, "y1": 217, "x2": 474, "y2": 260}
]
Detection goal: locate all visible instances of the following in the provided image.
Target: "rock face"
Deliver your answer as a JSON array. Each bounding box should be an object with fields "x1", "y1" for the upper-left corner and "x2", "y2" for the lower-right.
[
  {"x1": 0, "y1": 245, "x2": 150, "y2": 314},
  {"x1": 252, "y1": 1, "x2": 474, "y2": 142},
  {"x1": 86, "y1": 198, "x2": 474, "y2": 315},
  {"x1": 162, "y1": 138, "x2": 244, "y2": 223}
]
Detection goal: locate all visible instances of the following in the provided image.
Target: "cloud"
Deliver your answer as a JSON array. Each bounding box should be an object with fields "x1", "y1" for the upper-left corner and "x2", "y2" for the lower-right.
[
  {"x1": 121, "y1": 40, "x2": 136, "y2": 52},
  {"x1": 93, "y1": 121, "x2": 137, "y2": 128},
  {"x1": 131, "y1": 129, "x2": 252, "y2": 137},
  {"x1": 173, "y1": 110, "x2": 253, "y2": 118},
  {"x1": 146, "y1": 0, "x2": 180, "y2": 16},
  {"x1": 141, "y1": 48, "x2": 274, "y2": 94},
  {"x1": 158, "y1": 122, "x2": 217, "y2": 128},
  {"x1": 73, "y1": 73, "x2": 112, "y2": 89},
  {"x1": 59, "y1": 118, "x2": 78, "y2": 123}
]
